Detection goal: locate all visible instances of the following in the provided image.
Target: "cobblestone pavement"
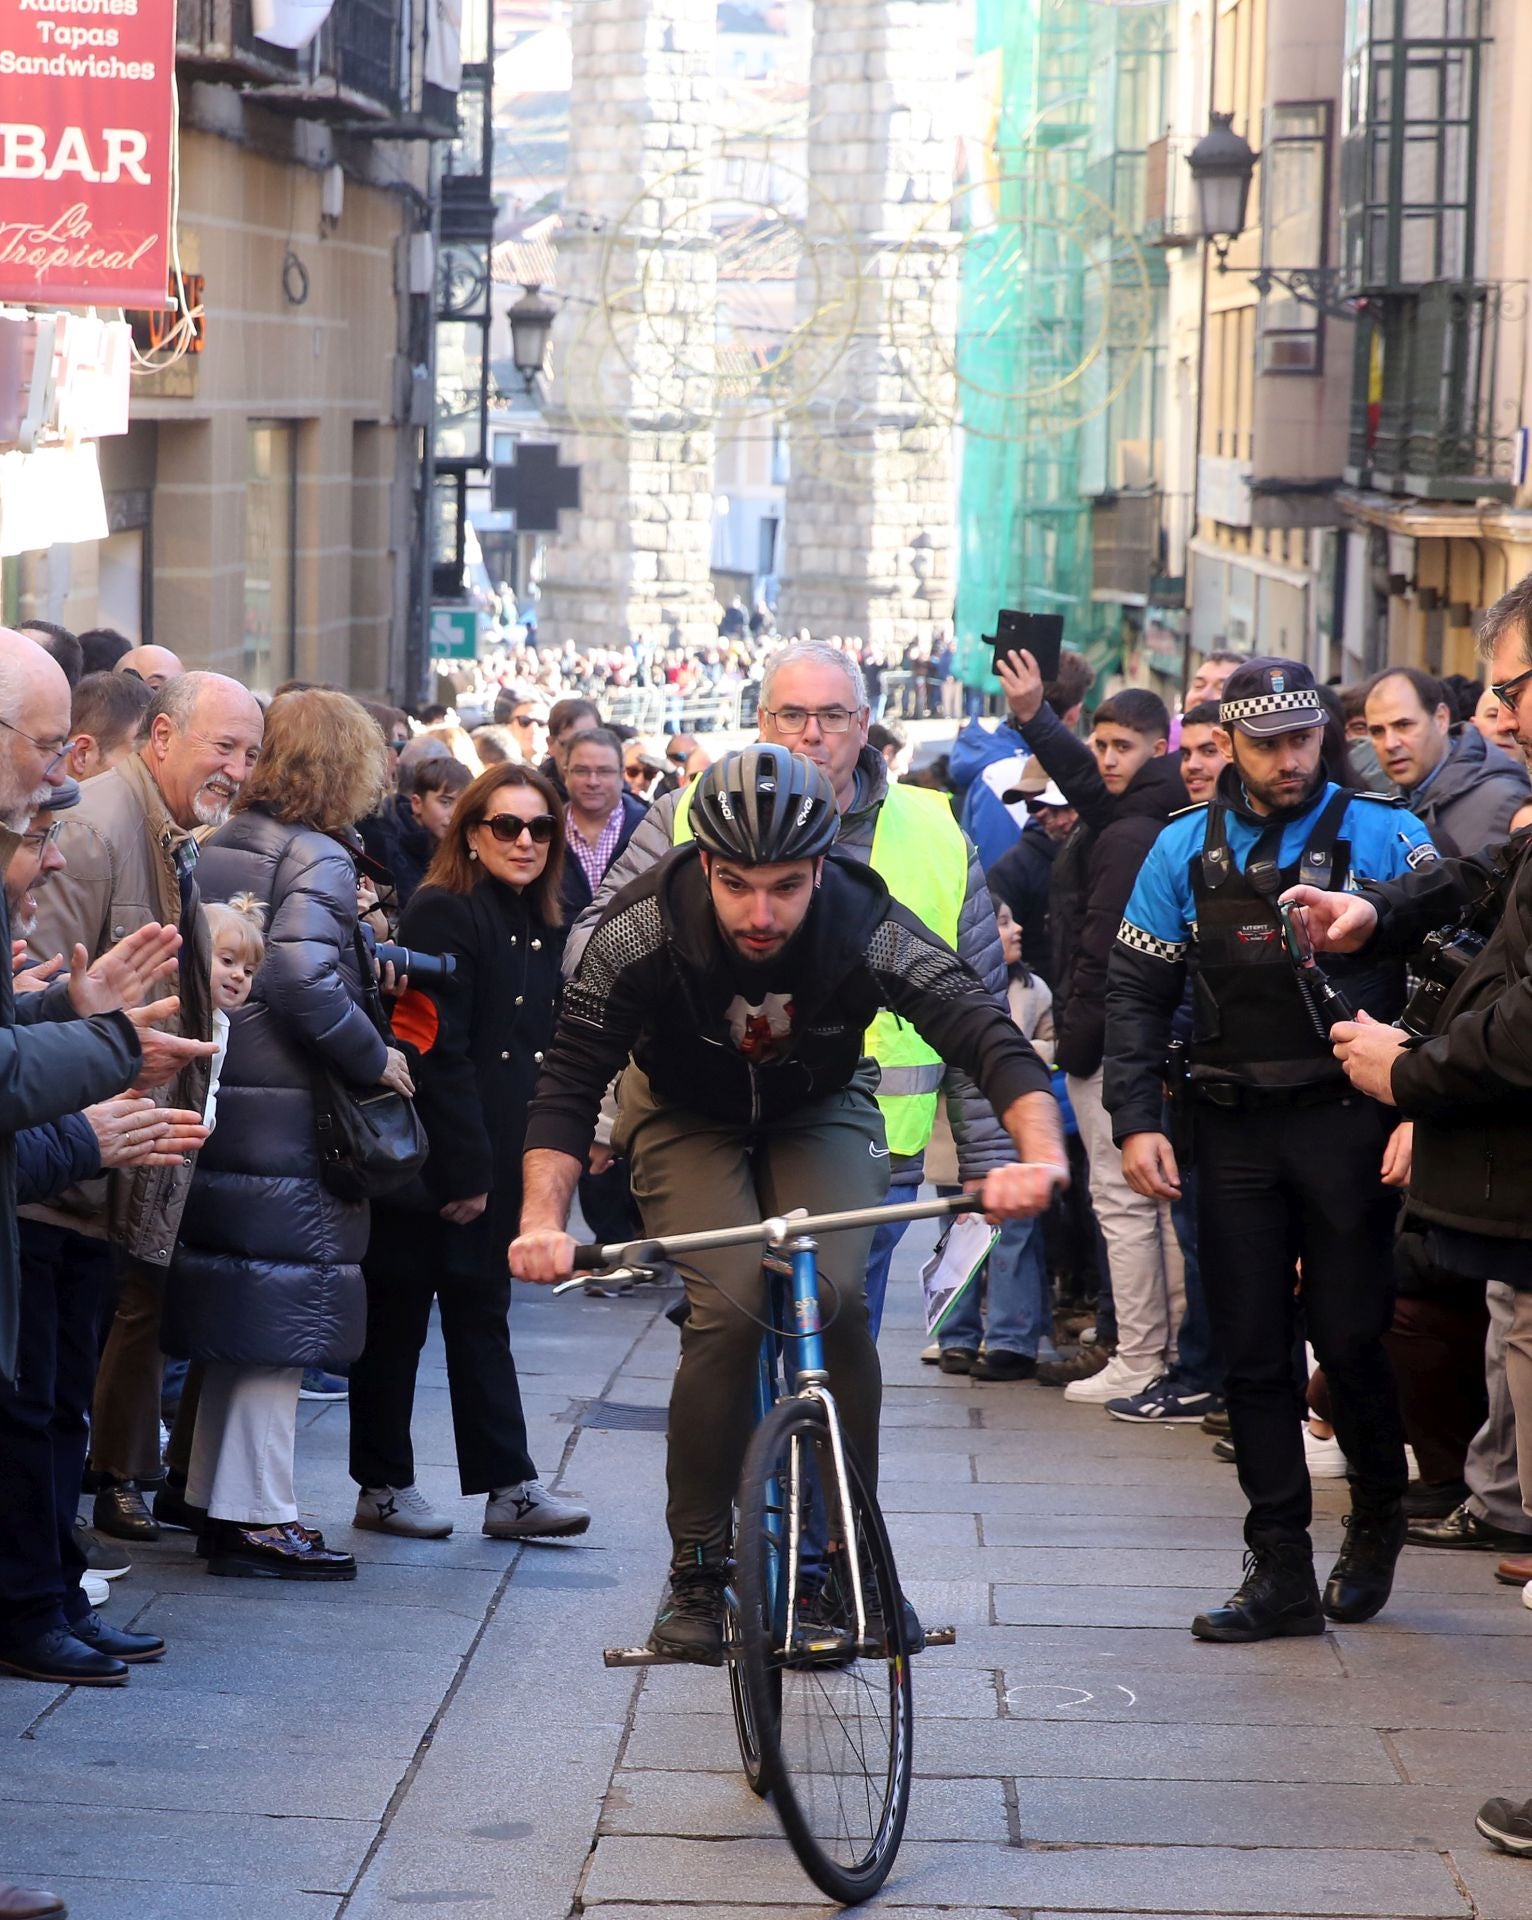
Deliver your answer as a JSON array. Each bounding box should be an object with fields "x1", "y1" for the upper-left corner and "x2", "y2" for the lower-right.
[{"x1": 3, "y1": 1225, "x2": 1530, "y2": 1919}]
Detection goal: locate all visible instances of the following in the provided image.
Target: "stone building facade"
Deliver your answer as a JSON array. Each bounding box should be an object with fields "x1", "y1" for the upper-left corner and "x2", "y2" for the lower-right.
[{"x1": 535, "y1": 0, "x2": 721, "y2": 655}]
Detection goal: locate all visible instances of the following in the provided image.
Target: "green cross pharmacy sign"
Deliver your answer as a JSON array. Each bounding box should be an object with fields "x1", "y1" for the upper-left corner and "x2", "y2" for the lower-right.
[{"x1": 430, "y1": 607, "x2": 481, "y2": 662}]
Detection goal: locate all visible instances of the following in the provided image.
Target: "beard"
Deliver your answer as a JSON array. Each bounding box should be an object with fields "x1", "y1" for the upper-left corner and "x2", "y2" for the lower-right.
[
  {"x1": 0, "y1": 783, "x2": 56, "y2": 833},
  {"x1": 10, "y1": 899, "x2": 36, "y2": 938},
  {"x1": 192, "y1": 779, "x2": 239, "y2": 827}
]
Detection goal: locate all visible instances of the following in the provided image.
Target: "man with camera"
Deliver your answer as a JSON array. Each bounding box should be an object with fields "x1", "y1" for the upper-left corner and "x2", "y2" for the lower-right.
[
  {"x1": 1287, "y1": 578, "x2": 1532, "y2": 1860},
  {"x1": 1104, "y1": 657, "x2": 1436, "y2": 1643}
]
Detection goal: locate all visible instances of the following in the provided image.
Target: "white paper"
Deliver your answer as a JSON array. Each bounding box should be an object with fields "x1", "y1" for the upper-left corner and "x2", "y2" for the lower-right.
[
  {"x1": 251, "y1": 0, "x2": 337, "y2": 52},
  {"x1": 920, "y1": 1213, "x2": 1001, "y2": 1336}
]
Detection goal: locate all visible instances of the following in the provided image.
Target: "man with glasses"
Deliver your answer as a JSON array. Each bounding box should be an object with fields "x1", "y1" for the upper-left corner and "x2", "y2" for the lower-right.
[
  {"x1": 1287, "y1": 580, "x2": 1532, "y2": 1629},
  {"x1": 492, "y1": 687, "x2": 550, "y2": 769},
  {"x1": 27, "y1": 672, "x2": 258, "y2": 1543},
  {"x1": 566, "y1": 640, "x2": 1017, "y2": 1338}
]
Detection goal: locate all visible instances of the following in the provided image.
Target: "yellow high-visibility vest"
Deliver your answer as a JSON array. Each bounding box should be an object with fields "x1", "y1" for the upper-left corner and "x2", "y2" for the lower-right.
[{"x1": 671, "y1": 778, "x2": 968, "y2": 1155}]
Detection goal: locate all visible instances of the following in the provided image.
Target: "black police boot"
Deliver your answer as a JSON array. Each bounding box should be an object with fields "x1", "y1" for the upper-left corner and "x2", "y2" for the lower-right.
[
  {"x1": 1191, "y1": 1543, "x2": 1325, "y2": 1643},
  {"x1": 1322, "y1": 1498, "x2": 1407, "y2": 1624},
  {"x1": 648, "y1": 1554, "x2": 727, "y2": 1666}
]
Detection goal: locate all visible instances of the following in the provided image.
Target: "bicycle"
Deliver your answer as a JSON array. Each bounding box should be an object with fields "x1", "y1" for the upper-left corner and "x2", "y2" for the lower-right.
[{"x1": 555, "y1": 1191, "x2": 972, "y2": 1905}]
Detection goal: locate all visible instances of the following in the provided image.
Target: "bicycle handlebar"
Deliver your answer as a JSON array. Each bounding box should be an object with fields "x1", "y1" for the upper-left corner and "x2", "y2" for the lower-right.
[{"x1": 570, "y1": 1190, "x2": 981, "y2": 1274}]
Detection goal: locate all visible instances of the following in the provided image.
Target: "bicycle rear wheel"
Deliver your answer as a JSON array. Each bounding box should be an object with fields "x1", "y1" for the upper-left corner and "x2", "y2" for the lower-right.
[{"x1": 736, "y1": 1395, "x2": 913, "y2": 1905}]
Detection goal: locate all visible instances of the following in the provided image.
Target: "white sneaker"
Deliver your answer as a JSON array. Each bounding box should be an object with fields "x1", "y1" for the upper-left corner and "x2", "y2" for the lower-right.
[
  {"x1": 1303, "y1": 1423, "x2": 1347, "y2": 1479},
  {"x1": 1522, "y1": 1580, "x2": 1532, "y2": 1613},
  {"x1": 483, "y1": 1480, "x2": 590, "y2": 1540},
  {"x1": 1062, "y1": 1354, "x2": 1160, "y2": 1405},
  {"x1": 920, "y1": 1341, "x2": 941, "y2": 1365},
  {"x1": 83, "y1": 1572, "x2": 110, "y2": 1608},
  {"x1": 354, "y1": 1484, "x2": 453, "y2": 1539}
]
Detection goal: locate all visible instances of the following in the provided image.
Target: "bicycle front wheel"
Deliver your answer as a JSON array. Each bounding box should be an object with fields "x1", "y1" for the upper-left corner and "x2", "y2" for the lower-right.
[
  {"x1": 736, "y1": 1395, "x2": 913, "y2": 1905},
  {"x1": 725, "y1": 1572, "x2": 772, "y2": 1796}
]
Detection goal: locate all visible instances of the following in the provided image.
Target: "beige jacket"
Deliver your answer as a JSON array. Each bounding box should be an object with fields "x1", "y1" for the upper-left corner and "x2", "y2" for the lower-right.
[{"x1": 22, "y1": 755, "x2": 213, "y2": 1261}]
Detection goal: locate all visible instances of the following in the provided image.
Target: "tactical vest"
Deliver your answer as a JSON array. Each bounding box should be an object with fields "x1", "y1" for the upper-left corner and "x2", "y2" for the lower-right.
[
  {"x1": 1188, "y1": 789, "x2": 1403, "y2": 1093},
  {"x1": 672, "y1": 778, "x2": 968, "y2": 1153}
]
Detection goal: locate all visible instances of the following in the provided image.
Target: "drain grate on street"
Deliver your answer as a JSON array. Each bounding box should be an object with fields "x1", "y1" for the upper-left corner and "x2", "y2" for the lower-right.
[{"x1": 578, "y1": 1399, "x2": 669, "y2": 1431}]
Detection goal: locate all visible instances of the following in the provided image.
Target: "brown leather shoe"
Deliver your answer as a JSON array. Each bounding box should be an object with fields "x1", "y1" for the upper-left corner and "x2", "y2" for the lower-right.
[
  {"x1": 1495, "y1": 1553, "x2": 1532, "y2": 1586},
  {"x1": 0, "y1": 1883, "x2": 66, "y2": 1918}
]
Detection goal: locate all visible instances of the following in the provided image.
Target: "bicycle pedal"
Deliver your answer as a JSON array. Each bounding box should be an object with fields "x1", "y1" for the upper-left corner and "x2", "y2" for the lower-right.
[
  {"x1": 602, "y1": 1645, "x2": 682, "y2": 1667},
  {"x1": 923, "y1": 1625, "x2": 958, "y2": 1647}
]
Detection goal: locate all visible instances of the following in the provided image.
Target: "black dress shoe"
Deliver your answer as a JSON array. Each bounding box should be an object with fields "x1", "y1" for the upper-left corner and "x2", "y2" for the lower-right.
[
  {"x1": 1405, "y1": 1502, "x2": 1532, "y2": 1552},
  {"x1": 970, "y1": 1349, "x2": 1037, "y2": 1382},
  {"x1": 92, "y1": 1482, "x2": 160, "y2": 1541},
  {"x1": 0, "y1": 1623, "x2": 128, "y2": 1686},
  {"x1": 937, "y1": 1347, "x2": 978, "y2": 1375},
  {"x1": 1211, "y1": 1436, "x2": 1237, "y2": 1463},
  {"x1": 1402, "y1": 1477, "x2": 1470, "y2": 1520},
  {"x1": 205, "y1": 1521, "x2": 355, "y2": 1581},
  {"x1": 1191, "y1": 1546, "x2": 1325, "y2": 1642},
  {"x1": 69, "y1": 1610, "x2": 164, "y2": 1663},
  {"x1": 152, "y1": 1480, "x2": 207, "y2": 1534},
  {"x1": 1201, "y1": 1407, "x2": 1232, "y2": 1437},
  {"x1": 1323, "y1": 1503, "x2": 1407, "y2": 1623}
]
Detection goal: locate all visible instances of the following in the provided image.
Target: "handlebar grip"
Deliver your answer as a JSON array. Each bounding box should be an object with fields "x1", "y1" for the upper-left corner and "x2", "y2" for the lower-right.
[{"x1": 571, "y1": 1243, "x2": 608, "y2": 1272}]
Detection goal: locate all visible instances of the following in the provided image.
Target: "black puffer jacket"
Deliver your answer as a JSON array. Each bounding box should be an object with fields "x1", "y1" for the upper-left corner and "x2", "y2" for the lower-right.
[
  {"x1": 1015, "y1": 703, "x2": 1188, "y2": 1078},
  {"x1": 162, "y1": 808, "x2": 390, "y2": 1369}
]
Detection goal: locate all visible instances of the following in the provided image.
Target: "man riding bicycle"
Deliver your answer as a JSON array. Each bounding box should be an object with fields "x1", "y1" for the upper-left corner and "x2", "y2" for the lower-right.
[{"x1": 510, "y1": 746, "x2": 1066, "y2": 1663}]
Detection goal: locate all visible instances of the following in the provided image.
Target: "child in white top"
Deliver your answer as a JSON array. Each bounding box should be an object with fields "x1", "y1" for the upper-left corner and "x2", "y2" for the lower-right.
[{"x1": 202, "y1": 893, "x2": 266, "y2": 1131}]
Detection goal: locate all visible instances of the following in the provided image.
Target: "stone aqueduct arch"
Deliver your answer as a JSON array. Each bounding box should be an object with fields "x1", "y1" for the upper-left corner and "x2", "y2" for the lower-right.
[{"x1": 536, "y1": 0, "x2": 959, "y2": 655}]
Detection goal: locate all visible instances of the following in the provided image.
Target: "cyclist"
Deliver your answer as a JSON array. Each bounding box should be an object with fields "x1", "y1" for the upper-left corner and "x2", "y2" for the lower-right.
[{"x1": 510, "y1": 745, "x2": 1067, "y2": 1663}]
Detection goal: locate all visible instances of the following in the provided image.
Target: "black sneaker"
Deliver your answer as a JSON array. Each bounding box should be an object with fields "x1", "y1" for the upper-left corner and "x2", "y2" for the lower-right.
[
  {"x1": 649, "y1": 1560, "x2": 727, "y2": 1666},
  {"x1": 1191, "y1": 1545, "x2": 1325, "y2": 1643},
  {"x1": 970, "y1": 1350, "x2": 1036, "y2": 1383},
  {"x1": 937, "y1": 1347, "x2": 977, "y2": 1375},
  {"x1": 1322, "y1": 1502, "x2": 1407, "y2": 1623},
  {"x1": 1476, "y1": 1795, "x2": 1532, "y2": 1856}
]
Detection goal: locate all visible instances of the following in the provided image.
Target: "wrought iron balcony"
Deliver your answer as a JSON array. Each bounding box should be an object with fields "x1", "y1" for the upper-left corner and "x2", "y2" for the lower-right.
[
  {"x1": 1346, "y1": 281, "x2": 1528, "y2": 502},
  {"x1": 1091, "y1": 490, "x2": 1160, "y2": 600},
  {"x1": 176, "y1": 0, "x2": 404, "y2": 121},
  {"x1": 1143, "y1": 135, "x2": 1202, "y2": 249}
]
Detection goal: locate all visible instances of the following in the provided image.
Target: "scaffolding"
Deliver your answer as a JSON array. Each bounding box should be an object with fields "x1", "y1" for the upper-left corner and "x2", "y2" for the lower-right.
[{"x1": 954, "y1": 0, "x2": 1167, "y2": 694}]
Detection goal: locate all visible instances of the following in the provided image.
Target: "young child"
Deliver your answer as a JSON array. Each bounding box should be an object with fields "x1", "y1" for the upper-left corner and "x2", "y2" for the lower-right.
[{"x1": 202, "y1": 893, "x2": 265, "y2": 1130}]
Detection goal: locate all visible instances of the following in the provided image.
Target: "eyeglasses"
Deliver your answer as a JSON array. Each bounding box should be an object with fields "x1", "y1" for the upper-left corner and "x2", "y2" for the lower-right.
[
  {"x1": 763, "y1": 705, "x2": 858, "y2": 735},
  {"x1": 17, "y1": 820, "x2": 63, "y2": 850},
  {"x1": 624, "y1": 764, "x2": 646, "y2": 778},
  {"x1": 0, "y1": 716, "x2": 75, "y2": 773},
  {"x1": 389, "y1": 737, "x2": 410, "y2": 753},
  {"x1": 479, "y1": 812, "x2": 557, "y2": 845},
  {"x1": 666, "y1": 751, "x2": 688, "y2": 766},
  {"x1": 1491, "y1": 664, "x2": 1532, "y2": 717},
  {"x1": 510, "y1": 713, "x2": 548, "y2": 729}
]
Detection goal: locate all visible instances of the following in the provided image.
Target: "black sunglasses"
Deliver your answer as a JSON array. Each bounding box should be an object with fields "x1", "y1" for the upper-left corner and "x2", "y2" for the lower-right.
[{"x1": 480, "y1": 811, "x2": 556, "y2": 845}]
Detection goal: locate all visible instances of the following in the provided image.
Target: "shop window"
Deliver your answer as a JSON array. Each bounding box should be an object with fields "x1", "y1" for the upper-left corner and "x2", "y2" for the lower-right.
[{"x1": 1260, "y1": 103, "x2": 1329, "y2": 374}]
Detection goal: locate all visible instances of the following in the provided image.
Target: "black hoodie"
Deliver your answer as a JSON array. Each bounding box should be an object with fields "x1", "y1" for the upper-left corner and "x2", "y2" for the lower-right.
[
  {"x1": 525, "y1": 845, "x2": 1050, "y2": 1162},
  {"x1": 1013, "y1": 703, "x2": 1189, "y2": 1078}
]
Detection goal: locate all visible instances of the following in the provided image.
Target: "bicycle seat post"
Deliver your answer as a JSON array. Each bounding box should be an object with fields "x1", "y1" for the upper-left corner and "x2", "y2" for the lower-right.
[{"x1": 782, "y1": 1235, "x2": 828, "y2": 1391}]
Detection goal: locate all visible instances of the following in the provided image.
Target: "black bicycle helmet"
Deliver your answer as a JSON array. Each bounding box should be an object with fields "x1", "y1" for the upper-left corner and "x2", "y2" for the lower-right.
[{"x1": 688, "y1": 744, "x2": 839, "y2": 864}]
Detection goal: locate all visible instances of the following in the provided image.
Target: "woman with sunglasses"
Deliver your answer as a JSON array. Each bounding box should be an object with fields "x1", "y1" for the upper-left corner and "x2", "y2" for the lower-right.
[{"x1": 347, "y1": 765, "x2": 590, "y2": 1543}]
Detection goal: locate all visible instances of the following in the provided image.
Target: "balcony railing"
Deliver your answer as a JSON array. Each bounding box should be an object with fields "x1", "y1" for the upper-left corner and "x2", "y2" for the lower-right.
[
  {"x1": 1091, "y1": 491, "x2": 1159, "y2": 600},
  {"x1": 1143, "y1": 135, "x2": 1201, "y2": 249},
  {"x1": 176, "y1": 0, "x2": 404, "y2": 120},
  {"x1": 1346, "y1": 281, "x2": 1528, "y2": 502}
]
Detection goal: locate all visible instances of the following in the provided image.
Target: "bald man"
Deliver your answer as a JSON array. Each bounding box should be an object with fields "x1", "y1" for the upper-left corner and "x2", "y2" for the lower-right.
[
  {"x1": 28, "y1": 669, "x2": 260, "y2": 1540},
  {"x1": 116, "y1": 645, "x2": 184, "y2": 692}
]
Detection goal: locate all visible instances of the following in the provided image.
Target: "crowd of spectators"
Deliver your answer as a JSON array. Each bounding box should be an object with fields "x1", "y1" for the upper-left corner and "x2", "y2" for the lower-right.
[{"x1": 5, "y1": 599, "x2": 1532, "y2": 1911}]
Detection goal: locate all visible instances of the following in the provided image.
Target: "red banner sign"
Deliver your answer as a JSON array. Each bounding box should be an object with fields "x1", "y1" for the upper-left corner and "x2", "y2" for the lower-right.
[{"x1": 0, "y1": 0, "x2": 177, "y2": 310}]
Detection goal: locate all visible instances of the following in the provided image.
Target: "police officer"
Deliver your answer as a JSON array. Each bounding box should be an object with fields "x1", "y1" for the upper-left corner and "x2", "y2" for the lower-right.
[{"x1": 1103, "y1": 658, "x2": 1437, "y2": 1642}]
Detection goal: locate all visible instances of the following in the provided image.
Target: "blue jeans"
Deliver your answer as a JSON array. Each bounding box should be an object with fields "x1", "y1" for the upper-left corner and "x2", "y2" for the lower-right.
[
  {"x1": 1167, "y1": 1165, "x2": 1222, "y2": 1395},
  {"x1": 863, "y1": 1183, "x2": 920, "y2": 1340},
  {"x1": 939, "y1": 1217, "x2": 1048, "y2": 1357}
]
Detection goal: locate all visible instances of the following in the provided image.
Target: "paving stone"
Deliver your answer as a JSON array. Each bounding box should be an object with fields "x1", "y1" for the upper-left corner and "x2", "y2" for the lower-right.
[
  {"x1": 579, "y1": 1836, "x2": 1470, "y2": 1913},
  {"x1": 1386, "y1": 1728, "x2": 1532, "y2": 1789},
  {"x1": 0, "y1": 1879, "x2": 340, "y2": 1920},
  {"x1": 996, "y1": 1669, "x2": 1532, "y2": 1732},
  {"x1": 600, "y1": 1769, "x2": 1009, "y2": 1843},
  {"x1": 0, "y1": 1803, "x2": 368, "y2": 1891}
]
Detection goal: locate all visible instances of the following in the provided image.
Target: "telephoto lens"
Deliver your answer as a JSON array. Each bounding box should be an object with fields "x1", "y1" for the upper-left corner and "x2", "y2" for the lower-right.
[{"x1": 374, "y1": 941, "x2": 457, "y2": 983}]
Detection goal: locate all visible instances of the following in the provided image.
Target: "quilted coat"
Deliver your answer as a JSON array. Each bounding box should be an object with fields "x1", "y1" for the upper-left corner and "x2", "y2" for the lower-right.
[{"x1": 161, "y1": 807, "x2": 390, "y2": 1369}]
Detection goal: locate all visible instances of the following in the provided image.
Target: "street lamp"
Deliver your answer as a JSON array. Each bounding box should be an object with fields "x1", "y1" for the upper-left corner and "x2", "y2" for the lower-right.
[
  {"x1": 509, "y1": 283, "x2": 556, "y2": 392},
  {"x1": 1186, "y1": 111, "x2": 1256, "y2": 266}
]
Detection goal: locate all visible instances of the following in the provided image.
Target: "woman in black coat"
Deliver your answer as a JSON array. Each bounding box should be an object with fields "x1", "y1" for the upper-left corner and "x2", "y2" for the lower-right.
[
  {"x1": 163, "y1": 690, "x2": 409, "y2": 1581},
  {"x1": 347, "y1": 763, "x2": 590, "y2": 1543}
]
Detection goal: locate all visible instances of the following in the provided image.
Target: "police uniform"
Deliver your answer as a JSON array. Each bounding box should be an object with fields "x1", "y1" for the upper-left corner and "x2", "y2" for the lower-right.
[{"x1": 1104, "y1": 659, "x2": 1437, "y2": 1639}]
